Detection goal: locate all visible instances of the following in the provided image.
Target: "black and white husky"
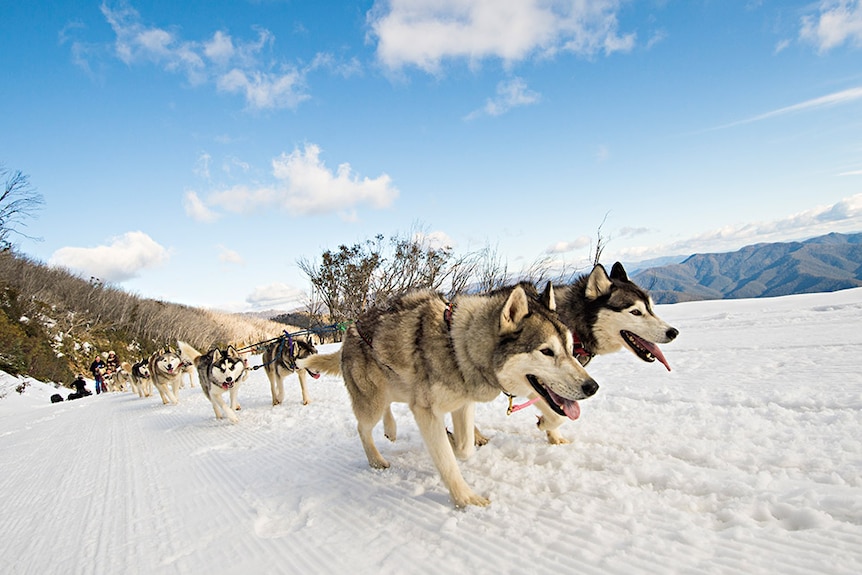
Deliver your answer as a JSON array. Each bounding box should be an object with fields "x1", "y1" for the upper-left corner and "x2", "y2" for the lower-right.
[
  {"x1": 528, "y1": 262, "x2": 679, "y2": 443},
  {"x1": 260, "y1": 335, "x2": 321, "y2": 406},
  {"x1": 178, "y1": 342, "x2": 247, "y2": 423}
]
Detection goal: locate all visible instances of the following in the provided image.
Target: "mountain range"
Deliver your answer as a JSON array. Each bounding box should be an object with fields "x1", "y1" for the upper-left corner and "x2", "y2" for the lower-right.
[{"x1": 630, "y1": 232, "x2": 862, "y2": 304}]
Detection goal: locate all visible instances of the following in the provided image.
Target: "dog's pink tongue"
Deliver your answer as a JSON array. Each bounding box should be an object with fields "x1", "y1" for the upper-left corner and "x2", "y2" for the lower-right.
[
  {"x1": 645, "y1": 341, "x2": 672, "y2": 371},
  {"x1": 563, "y1": 399, "x2": 580, "y2": 420}
]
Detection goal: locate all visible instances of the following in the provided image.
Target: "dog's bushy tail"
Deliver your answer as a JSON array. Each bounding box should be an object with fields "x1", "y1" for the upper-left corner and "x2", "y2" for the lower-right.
[
  {"x1": 177, "y1": 341, "x2": 201, "y2": 364},
  {"x1": 297, "y1": 350, "x2": 342, "y2": 376}
]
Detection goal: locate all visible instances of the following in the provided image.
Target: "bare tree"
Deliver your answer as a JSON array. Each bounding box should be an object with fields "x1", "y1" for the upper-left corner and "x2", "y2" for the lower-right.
[{"x1": 1, "y1": 166, "x2": 44, "y2": 250}]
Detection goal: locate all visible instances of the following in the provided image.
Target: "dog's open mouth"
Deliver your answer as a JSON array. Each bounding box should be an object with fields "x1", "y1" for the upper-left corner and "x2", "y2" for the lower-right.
[
  {"x1": 305, "y1": 368, "x2": 320, "y2": 380},
  {"x1": 527, "y1": 375, "x2": 580, "y2": 420},
  {"x1": 220, "y1": 382, "x2": 234, "y2": 390},
  {"x1": 621, "y1": 330, "x2": 671, "y2": 371}
]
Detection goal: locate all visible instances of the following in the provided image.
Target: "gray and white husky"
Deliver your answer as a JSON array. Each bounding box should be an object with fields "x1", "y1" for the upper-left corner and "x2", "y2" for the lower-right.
[
  {"x1": 178, "y1": 341, "x2": 247, "y2": 423},
  {"x1": 527, "y1": 261, "x2": 679, "y2": 443},
  {"x1": 148, "y1": 349, "x2": 186, "y2": 405},
  {"x1": 260, "y1": 336, "x2": 321, "y2": 406},
  {"x1": 299, "y1": 283, "x2": 599, "y2": 508}
]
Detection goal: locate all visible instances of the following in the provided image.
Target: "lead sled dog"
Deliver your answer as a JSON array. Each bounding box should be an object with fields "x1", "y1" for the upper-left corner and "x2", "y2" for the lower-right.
[
  {"x1": 524, "y1": 262, "x2": 679, "y2": 443},
  {"x1": 299, "y1": 283, "x2": 599, "y2": 508},
  {"x1": 178, "y1": 341, "x2": 247, "y2": 423}
]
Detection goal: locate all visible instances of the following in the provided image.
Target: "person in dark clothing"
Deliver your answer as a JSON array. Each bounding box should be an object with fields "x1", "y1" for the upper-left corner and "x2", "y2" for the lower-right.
[
  {"x1": 68, "y1": 374, "x2": 92, "y2": 400},
  {"x1": 90, "y1": 355, "x2": 107, "y2": 394}
]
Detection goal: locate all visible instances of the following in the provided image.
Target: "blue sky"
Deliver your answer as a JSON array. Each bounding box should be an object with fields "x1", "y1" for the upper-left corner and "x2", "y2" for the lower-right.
[{"x1": 2, "y1": 0, "x2": 862, "y2": 312}]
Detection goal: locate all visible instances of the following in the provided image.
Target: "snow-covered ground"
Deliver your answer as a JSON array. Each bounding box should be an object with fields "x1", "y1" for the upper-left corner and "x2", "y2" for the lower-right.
[{"x1": 1, "y1": 289, "x2": 861, "y2": 574}]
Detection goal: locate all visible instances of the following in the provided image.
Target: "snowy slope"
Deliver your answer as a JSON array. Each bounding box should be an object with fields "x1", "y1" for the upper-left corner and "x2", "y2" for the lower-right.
[{"x1": 1, "y1": 289, "x2": 861, "y2": 574}]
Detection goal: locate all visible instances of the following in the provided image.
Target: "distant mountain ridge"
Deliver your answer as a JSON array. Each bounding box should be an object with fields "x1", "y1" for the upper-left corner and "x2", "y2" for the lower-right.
[{"x1": 631, "y1": 232, "x2": 862, "y2": 304}]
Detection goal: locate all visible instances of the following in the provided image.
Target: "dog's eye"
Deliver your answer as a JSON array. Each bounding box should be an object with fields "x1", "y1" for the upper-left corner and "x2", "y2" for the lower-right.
[
  {"x1": 540, "y1": 348, "x2": 555, "y2": 357},
  {"x1": 630, "y1": 309, "x2": 642, "y2": 316}
]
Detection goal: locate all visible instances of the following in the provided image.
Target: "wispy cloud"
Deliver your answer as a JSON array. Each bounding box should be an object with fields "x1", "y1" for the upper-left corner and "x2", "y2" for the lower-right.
[
  {"x1": 800, "y1": 0, "x2": 862, "y2": 53},
  {"x1": 546, "y1": 236, "x2": 591, "y2": 255},
  {"x1": 368, "y1": 0, "x2": 634, "y2": 73},
  {"x1": 616, "y1": 193, "x2": 862, "y2": 261},
  {"x1": 713, "y1": 86, "x2": 862, "y2": 130},
  {"x1": 217, "y1": 245, "x2": 244, "y2": 265},
  {"x1": 465, "y1": 77, "x2": 540, "y2": 119},
  {"x1": 245, "y1": 282, "x2": 306, "y2": 310},
  {"x1": 89, "y1": 1, "x2": 340, "y2": 110},
  {"x1": 49, "y1": 231, "x2": 169, "y2": 283},
  {"x1": 193, "y1": 144, "x2": 398, "y2": 220},
  {"x1": 183, "y1": 191, "x2": 220, "y2": 223}
]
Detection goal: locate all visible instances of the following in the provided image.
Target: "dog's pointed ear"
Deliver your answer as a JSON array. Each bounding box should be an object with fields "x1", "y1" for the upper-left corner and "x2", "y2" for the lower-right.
[
  {"x1": 610, "y1": 261, "x2": 628, "y2": 282},
  {"x1": 585, "y1": 264, "x2": 612, "y2": 300},
  {"x1": 540, "y1": 281, "x2": 556, "y2": 312},
  {"x1": 212, "y1": 349, "x2": 223, "y2": 362},
  {"x1": 227, "y1": 345, "x2": 240, "y2": 359},
  {"x1": 500, "y1": 285, "x2": 530, "y2": 334}
]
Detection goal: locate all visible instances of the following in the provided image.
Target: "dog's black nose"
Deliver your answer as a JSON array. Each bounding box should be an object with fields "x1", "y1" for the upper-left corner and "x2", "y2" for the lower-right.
[
  {"x1": 582, "y1": 379, "x2": 599, "y2": 397},
  {"x1": 667, "y1": 328, "x2": 679, "y2": 341}
]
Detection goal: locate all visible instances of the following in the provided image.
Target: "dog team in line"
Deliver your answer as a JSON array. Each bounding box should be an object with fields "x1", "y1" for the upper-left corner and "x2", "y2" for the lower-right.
[{"x1": 88, "y1": 263, "x2": 680, "y2": 508}]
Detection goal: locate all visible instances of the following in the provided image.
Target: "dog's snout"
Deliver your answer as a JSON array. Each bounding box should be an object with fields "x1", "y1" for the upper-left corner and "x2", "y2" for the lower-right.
[
  {"x1": 581, "y1": 379, "x2": 599, "y2": 397},
  {"x1": 225, "y1": 376, "x2": 233, "y2": 383},
  {"x1": 666, "y1": 327, "x2": 679, "y2": 341}
]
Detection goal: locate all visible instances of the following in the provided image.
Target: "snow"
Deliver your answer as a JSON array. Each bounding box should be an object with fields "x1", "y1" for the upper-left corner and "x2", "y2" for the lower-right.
[{"x1": 2, "y1": 289, "x2": 861, "y2": 574}]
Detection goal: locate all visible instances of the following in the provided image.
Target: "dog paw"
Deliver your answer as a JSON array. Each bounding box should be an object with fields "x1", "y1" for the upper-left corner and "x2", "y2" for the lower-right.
[
  {"x1": 452, "y1": 491, "x2": 491, "y2": 508},
  {"x1": 473, "y1": 426, "x2": 490, "y2": 447},
  {"x1": 368, "y1": 458, "x2": 390, "y2": 470},
  {"x1": 546, "y1": 430, "x2": 570, "y2": 445},
  {"x1": 272, "y1": 399, "x2": 281, "y2": 406}
]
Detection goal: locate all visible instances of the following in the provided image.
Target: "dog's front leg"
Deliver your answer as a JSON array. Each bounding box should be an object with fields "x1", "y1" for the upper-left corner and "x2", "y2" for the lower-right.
[
  {"x1": 296, "y1": 369, "x2": 310, "y2": 405},
  {"x1": 450, "y1": 403, "x2": 476, "y2": 460},
  {"x1": 533, "y1": 395, "x2": 569, "y2": 444},
  {"x1": 413, "y1": 404, "x2": 489, "y2": 508},
  {"x1": 212, "y1": 391, "x2": 238, "y2": 423},
  {"x1": 229, "y1": 386, "x2": 241, "y2": 412}
]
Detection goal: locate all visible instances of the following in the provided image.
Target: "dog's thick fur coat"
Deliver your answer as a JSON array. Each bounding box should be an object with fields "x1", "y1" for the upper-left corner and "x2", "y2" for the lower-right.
[
  {"x1": 178, "y1": 341, "x2": 246, "y2": 423},
  {"x1": 260, "y1": 336, "x2": 320, "y2": 406},
  {"x1": 148, "y1": 349, "x2": 185, "y2": 405},
  {"x1": 300, "y1": 283, "x2": 599, "y2": 508}
]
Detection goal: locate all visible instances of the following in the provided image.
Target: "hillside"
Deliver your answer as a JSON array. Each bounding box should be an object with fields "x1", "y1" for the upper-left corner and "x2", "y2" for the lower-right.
[
  {"x1": 0, "y1": 249, "x2": 293, "y2": 383},
  {"x1": 631, "y1": 232, "x2": 862, "y2": 303}
]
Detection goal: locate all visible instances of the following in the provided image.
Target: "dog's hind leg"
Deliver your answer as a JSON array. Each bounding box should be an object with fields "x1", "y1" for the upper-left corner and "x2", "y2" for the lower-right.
[
  {"x1": 383, "y1": 405, "x2": 396, "y2": 441},
  {"x1": 344, "y1": 371, "x2": 390, "y2": 469},
  {"x1": 267, "y1": 371, "x2": 283, "y2": 406},
  {"x1": 413, "y1": 404, "x2": 489, "y2": 508}
]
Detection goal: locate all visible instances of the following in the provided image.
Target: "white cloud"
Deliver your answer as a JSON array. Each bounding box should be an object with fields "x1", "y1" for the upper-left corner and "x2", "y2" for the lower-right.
[
  {"x1": 49, "y1": 231, "x2": 169, "y2": 283},
  {"x1": 97, "y1": 2, "x2": 312, "y2": 109},
  {"x1": 183, "y1": 191, "x2": 220, "y2": 222},
  {"x1": 465, "y1": 77, "x2": 540, "y2": 119},
  {"x1": 800, "y1": 0, "x2": 862, "y2": 52},
  {"x1": 245, "y1": 283, "x2": 306, "y2": 310},
  {"x1": 546, "y1": 236, "x2": 591, "y2": 254},
  {"x1": 413, "y1": 230, "x2": 455, "y2": 250},
  {"x1": 217, "y1": 245, "x2": 244, "y2": 265},
  {"x1": 368, "y1": 0, "x2": 635, "y2": 72},
  {"x1": 204, "y1": 144, "x2": 398, "y2": 218},
  {"x1": 216, "y1": 68, "x2": 308, "y2": 110},
  {"x1": 615, "y1": 193, "x2": 862, "y2": 261}
]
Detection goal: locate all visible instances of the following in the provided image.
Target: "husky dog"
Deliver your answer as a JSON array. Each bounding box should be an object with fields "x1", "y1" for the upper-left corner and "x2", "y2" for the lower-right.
[
  {"x1": 261, "y1": 335, "x2": 321, "y2": 406},
  {"x1": 148, "y1": 349, "x2": 186, "y2": 405},
  {"x1": 130, "y1": 359, "x2": 151, "y2": 398},
  {"x1": 524, "y1": 262, "x2": 679, "y2": 444},
  {"x1": 110, "y1": 361, "x2": 133, "y2": 392},
  {"x1": 178, "y1": 341, "x2": 246, "y2": 423},
  {"x1": 300, "y1": 283, "x2": 598, "y2": 508}
]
